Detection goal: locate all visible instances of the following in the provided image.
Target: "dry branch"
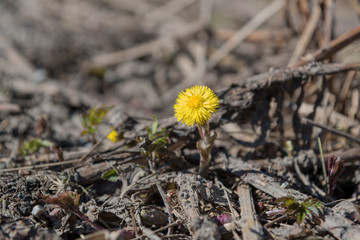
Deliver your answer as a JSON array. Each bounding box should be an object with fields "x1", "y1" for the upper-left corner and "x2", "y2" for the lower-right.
[
  {"x1": 294, "y1": 25, "x2": 360, "y2": 67},
  {"x1": 243, "y1": 62, "x2": 360, "y2": 90}
]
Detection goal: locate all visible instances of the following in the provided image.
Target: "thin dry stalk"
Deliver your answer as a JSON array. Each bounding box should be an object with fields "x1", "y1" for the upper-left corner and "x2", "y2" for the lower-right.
[
  {"x1": 288, "y1": 2, "x2": 321, "y2": 66},
  {"x1": 85, "y1": 21, "x2": 204, "y2": 69},
  {"x1": 207, "y1": 0, "x2": 286, "y2": 69},
  {"x1": 302, "y1": 117, "x2": 360, "y2": 145},
  {"x1": 294, "y1": 25, "x2": 360, "y2": 67}
]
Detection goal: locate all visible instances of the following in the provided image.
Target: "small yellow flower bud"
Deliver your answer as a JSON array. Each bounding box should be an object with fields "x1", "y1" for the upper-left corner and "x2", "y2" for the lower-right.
[{"x1": 107, "y1": 129, "x2": 118, "y2": 142}]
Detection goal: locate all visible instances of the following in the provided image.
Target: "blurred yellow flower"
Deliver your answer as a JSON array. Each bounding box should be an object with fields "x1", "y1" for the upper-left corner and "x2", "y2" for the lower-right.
[
  {"x1": 107, "y1": 129, "x2": 118, "y2": 142},
  {"x1": 174, "y1": 85, "x2": 219, "y2": 126}
]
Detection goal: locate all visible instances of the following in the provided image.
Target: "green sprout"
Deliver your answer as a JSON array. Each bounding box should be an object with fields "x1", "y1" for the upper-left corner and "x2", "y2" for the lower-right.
[
  {"x1": 81, "y1": 105, "x2": 112, "y2": 145},
  {"x1": 137, "y1": 115, "x2": 169, "y2": 156},
  {"x1": 19, "y1": 138, "x2": 53, "y2": 155},
  {"x1": 101, "y1": 168, "x2": 121, "y2": 182},
  {"x1": 276, "y1": 197, "x2": 324, "y2": 225}
]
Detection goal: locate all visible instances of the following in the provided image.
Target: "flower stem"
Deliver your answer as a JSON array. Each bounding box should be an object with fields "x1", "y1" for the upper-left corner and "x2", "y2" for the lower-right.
[{"x1": 197, "y1": 122, "x2": 217, "y2": 176}]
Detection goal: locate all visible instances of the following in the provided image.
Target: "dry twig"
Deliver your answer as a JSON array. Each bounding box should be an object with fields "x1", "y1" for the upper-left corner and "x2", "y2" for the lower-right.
[
  {"x1": 207, "y1": 0, "x2": 286, "y2": 69},
  {"x1": 85, "y1": 21, "x2": 204, "y2": 69},
  {"x1": 294, "y1": 25, "x2": 360, "y2": 67},
  {"x1": 288, "y1": 2, "x2": 321, "y2": 66}
]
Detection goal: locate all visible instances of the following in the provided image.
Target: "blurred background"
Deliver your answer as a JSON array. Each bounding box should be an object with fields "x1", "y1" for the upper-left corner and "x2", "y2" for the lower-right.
[{"x1": 0, "y1": 0, "x2": 360, "y2": 152}]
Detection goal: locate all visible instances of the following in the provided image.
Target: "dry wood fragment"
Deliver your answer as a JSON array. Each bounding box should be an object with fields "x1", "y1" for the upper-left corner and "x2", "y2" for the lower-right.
[
  {"x1": 237, "y1": 183, "x2": 264, "y2": 240},
  {"x1": 192, "y1": 216, "x2": 221, "y2": 240},
  {"x1": 332, "y1": 200, "x2": 360, "y2": 222}
]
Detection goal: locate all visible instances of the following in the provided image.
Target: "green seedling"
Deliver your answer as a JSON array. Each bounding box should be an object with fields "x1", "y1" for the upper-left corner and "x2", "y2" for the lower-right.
[
  {"x1": 19, "y1": 138, "x2": 53, "y2": 155},
  {"x1": 276, "y1": 196, "x2": 324, "y2": 225},
  {"x1": 81, "y1": 105, "x2": 112, "y2": 145},
  {"x1": 101, "y1": 168, "x2": 121, "y2": 182},
  {"x1": 137, "y1": 115, "x2": 169, "y2": 156}
]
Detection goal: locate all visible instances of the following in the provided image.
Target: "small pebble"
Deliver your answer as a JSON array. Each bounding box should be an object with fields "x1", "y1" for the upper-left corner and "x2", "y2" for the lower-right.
[{"x1": 32, "y1": 205, "x2": 44, "y2": 217}]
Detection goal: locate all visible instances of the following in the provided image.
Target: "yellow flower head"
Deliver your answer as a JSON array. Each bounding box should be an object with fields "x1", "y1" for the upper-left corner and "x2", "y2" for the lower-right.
[
  {"x1": 174, "y1": 85, "x2": 219, "y2": 126},
  {"x1": 107, "y1": 129, "x2": 118, "y2": 142}
]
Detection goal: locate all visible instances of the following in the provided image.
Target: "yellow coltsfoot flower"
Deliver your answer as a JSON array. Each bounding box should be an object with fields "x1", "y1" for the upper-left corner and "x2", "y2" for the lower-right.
[
  {"x1": 174, "y1": 85, "x2": 219, "y2": 126},
  {"x1": 107, "y1": 129, "x2": 119, "y2": 142}
]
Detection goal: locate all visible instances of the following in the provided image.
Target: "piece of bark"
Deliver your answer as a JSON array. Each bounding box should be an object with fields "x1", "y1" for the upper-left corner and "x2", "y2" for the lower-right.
[
  {"x1": 173, "y1": 174, "x2": 228, "y2": 233},
  {"x1": 192, "y1": 216, "x2": 221, "y2": 240},
  {"x1": 237, "y1": 183, "x2": 264, "y2": 240},
  {"x1": 332, "y1": 200, "x2": 360, "y2": 222}
]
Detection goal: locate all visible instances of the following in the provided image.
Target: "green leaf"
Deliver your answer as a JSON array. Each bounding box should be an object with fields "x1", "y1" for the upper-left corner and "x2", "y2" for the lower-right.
[
  {"x1": 102, "y1": 169, "x2": 120, "y2": 182},
  {"x1": 88, "y1": 126, "x2": 97, "y2": 134},
  {"x1": 285, "y1": 202, "x2": 300, "y2": 212},
  {"x1": 80, "y1": 130, "x2": 89, "y2": 136},
  {"x1": 151, "y1": 115, "x2": 158, "y2": 135},
  {"x1": 19, "y1": 138, "x2": 54, "y2": 155},
  {"x1": 276, "y1": 196, "x2": 296, "y2": 207},
  {"x1": 88, "y1": 106, "x2": 112, "y2": 125},
  {"x1": 154, "y1": 137, "x2": 167, "y2": 146},
  {"x1": 140, "y1": 115, "x2": 169, "y2": 154},
  {"x1": 40, "y1": 140, "x2": 53, "y2": 147},
  {"x1": 297, "y1": 211, "x2": 306, "y2": 224},
  {"x1": 146, "y1": 126, "x2": 153, "y2": 139},
  {"x1": 81, "y1": 105, "x2": 112, "y2": 138},
  {"x1": 276, "y1": 196, "x2": 324, "y2": 225}
]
